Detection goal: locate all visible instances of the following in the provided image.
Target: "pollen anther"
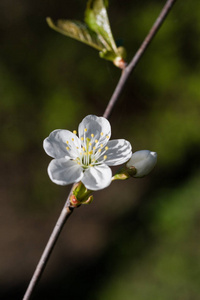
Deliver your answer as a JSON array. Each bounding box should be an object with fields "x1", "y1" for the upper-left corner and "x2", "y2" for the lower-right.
[{"x1": 73, "y1": 130, "x2": 77, "y2": 135}]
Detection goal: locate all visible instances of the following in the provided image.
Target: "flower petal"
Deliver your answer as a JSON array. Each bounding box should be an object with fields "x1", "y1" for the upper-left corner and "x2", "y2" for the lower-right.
[
  {"x1": 78, "y1": 115, "x2": 111, "y2": 148},
  {"x1": 82, "y1": 164, "x2": 112, "y2": 191},
  {"x1": 43, "y1": 129, "x2": 82, "y2": 159},
  {"x1": 99, "y1": 139, "x2": 132, "y2": 166},
  {"x1": 48, "y1": 158, "x2": 83, "y2": 185}
]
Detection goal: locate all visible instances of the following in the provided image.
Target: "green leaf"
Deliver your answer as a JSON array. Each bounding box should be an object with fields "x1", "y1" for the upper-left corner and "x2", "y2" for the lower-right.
[
  {"x1": 100, "y1": 46, "x2": 126, "y2": 61},
  {"x1": 46, "y1": 17, "x2": 104, "y2": 51},
  {"x1": 99, "y1": 49, "x2": 116, "y2": 61},
  {"x1": 85, "y1": 0, "x2": 117, "y2": 53}
]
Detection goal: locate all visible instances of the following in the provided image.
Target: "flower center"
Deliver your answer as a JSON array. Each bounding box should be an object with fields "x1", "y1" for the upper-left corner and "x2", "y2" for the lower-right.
[{"x1": 66, "y1": 128, "x2": 109, "y2": 169}]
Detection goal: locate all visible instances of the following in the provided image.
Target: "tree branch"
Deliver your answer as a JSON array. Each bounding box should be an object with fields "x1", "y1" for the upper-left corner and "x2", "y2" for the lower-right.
[
  {"x1": 103, "y1": 0, "x2": 177, "y2": 119},
  {"x1": 22, "y1": 194, "x2": 74, "y2": 300}
]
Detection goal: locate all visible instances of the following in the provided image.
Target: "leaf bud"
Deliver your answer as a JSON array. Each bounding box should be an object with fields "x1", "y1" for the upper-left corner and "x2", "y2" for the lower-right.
[{"x1": 69, "y1": 182, "x2": 93, "y2": 207}]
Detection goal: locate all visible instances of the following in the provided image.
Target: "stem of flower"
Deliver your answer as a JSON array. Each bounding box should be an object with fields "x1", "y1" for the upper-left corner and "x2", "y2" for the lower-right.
[
  {"x1": 22, "y1": 191, "x2": 74, "y2": 300},
  {"x1": 22, "y1": 0, "x2": 177, "y2": 298},
  {"x1": 103, "y1": 0, "x2": 177, "y2": 119}
]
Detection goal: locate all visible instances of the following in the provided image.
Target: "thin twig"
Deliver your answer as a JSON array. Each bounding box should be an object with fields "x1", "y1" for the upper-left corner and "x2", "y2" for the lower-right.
[
  {"x1": 103, "y1": 0, "x2": 177, "y2": 119},
  {"x1": 22, "y1": 0, "x2": 177, "y2": 298},
  {"x1": 22, "y1": 191, "x2": 74, "y2": 300}
]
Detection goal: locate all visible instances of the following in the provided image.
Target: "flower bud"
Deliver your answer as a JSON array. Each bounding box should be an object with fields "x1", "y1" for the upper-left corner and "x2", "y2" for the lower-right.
[
  {"x1": 70, "y1": 194, "x2": 81, "y2": 208},
  {"x1": 126, "y1": 150, "x2": 157, "y2": 178},
  {"x1": 69, "y1": 182, "x2": 93, "y2": 207}
]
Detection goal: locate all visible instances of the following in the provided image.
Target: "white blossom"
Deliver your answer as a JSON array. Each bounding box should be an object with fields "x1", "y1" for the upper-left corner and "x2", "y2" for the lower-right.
[
  {"x1": 126, "y1": 150, "x2": 157, "y2": 177},
  {"x1": 43, "y1": 115, "x2": 132, "y2": 190}
]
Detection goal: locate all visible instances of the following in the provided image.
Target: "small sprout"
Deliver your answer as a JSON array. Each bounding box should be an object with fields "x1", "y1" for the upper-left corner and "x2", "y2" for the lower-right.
[{"x1": 46, "y1": 0, "x2": 127, "y2": 68}]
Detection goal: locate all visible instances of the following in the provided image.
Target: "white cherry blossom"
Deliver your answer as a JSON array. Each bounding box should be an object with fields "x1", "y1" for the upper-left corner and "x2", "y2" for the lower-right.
[{"x1": 43, "y1": 115, "x2": 132, "y2": 191}]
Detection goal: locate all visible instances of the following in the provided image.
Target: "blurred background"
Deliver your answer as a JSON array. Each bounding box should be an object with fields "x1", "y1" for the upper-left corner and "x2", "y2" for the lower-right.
[{"x1": 1, "y1": 0, "x2": 200, "y2": 299}]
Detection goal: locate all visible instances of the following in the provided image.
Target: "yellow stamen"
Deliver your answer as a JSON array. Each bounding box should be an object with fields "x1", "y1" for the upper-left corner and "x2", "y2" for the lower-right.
[
  {"x1": 100, "y1": 144, "x2": 103, "y2": 148},
  {"x1": 91, "y1": 133, "x2": 94, "y2": 138},
  {"x1": 73, "y1": 130, "x2": 77, "y2": 135},
  {"x1": 66, "y1": 141, "x2": 69, "y2": 144},
  {"x1": 105, "y1": 146, "x2": 109, "y2": 150},
  {"x1": 106, "y1": 135, "x2": 109, "y2": 139},
  {"x1": 82, "y1": 147, "x2": 86, "y2": 151},
  {"x1": 72, "y1": 138, "x2": 74, "y2": 141},
  {"x1": 89, "y1": 142, "x2": 92, "y2": 146},
  {"x1": 66, "y1": 147, "x2": 69, "y2": 150},
  {"x1": 95, "y1": 139, "x2": 98, "y2": 143},
  {"x1": 101, "y1": 132, "x2": 103, "y2": 136},
  {"x1": 84, "y1": 128, "x2": 87, "y2": 132},
  {"x1": 98, "y1": 149, "x2": 102, "y2": 153},
  {"x1": 93, "y1": 146, "x2": 96, "y2": 150},
  {"x1": 104, "y1": 155, "x2": 107, "y2": 160}
]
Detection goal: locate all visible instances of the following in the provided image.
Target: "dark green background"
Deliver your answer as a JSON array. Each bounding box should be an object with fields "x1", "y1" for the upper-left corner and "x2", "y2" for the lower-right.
[{"x1": 1, "y1": 0, "x2": 200, "y2": 299}]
